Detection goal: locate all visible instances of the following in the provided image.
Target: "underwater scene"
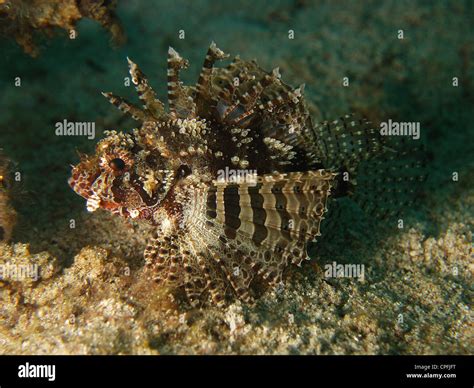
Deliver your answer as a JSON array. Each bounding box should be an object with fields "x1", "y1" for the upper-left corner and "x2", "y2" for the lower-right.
[{"x1": 0, "y1": 0, "x2": 472, "y2": 355}]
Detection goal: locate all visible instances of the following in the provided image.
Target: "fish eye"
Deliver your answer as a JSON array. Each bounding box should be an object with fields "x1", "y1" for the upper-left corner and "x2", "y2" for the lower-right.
[
  {"x1": 109, "y1": 158, "x2": 126, "y2": 171},
  {"x1": 177, "y1": 164, "x2": 192, "y2": 178}
]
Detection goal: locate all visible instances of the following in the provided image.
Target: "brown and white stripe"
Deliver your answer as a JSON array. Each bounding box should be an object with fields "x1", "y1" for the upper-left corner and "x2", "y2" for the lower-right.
[
  {"x1": 101, "y1": 92, "x2": 147, "y2": 122},
  {"x1": 195, "y1": 42, "x2": 229, "y2": 106},
  {"x1": 126, "y1": 57, "x2": 165, "y2": 118},
  {"x1": 167, "y1": 47, "x2": 194, "y2": 117},
  {"x1": 205, "y1": 171, "x2": 335, "y2": 253}
]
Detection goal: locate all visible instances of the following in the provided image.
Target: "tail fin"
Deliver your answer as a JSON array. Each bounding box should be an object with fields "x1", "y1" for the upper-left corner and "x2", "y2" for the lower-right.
[
  {"x1": 313, "y1": 113, "x2": 386, "y2": 174},
  {"x1": 315, "y1": 117, "x2": 428, "y2": 255},
  {"x1": 351, "y1": 137, "x2": 427, "y2": 223}
]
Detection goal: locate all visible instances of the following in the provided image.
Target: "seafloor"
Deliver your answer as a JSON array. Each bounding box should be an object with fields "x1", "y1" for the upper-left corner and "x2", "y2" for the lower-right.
[{"x1": 0, "y1": 0, "x2": 472, "y2": 354}]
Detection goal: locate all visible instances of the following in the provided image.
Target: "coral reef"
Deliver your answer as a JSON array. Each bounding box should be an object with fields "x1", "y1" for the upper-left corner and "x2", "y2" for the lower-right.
[
  {"x1": 0, "y1": 0, "x2": 124, "y2": 56},
  {"x1": 0, "y1": 151, "x2": 16, "y2": 242}
]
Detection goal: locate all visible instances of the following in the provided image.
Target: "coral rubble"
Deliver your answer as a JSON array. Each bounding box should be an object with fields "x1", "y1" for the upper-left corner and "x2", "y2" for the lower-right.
[
  {"x1": 0, "y1": 0, "x2": 124, "y2": 56},
  {"x1": 0, "y1": 152, "x2": 16, "y2": 242}
]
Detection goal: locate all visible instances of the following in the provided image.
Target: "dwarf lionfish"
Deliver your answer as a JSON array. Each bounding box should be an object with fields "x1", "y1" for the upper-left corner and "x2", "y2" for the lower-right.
[{"x1": 69, "y1": 42, "x2": 422, "y2": 306}]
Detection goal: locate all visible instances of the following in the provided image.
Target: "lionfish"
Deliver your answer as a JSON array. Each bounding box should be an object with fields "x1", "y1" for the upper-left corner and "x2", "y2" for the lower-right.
[{"x1": 69, "y1": 43, "x2": 422, "y2": 306}]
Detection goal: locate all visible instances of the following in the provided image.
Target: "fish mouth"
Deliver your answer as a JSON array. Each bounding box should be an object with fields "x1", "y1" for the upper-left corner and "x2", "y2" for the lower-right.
[{"x1": 68, "y1": 166, "x2": 101, "y2": 200}]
